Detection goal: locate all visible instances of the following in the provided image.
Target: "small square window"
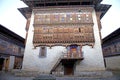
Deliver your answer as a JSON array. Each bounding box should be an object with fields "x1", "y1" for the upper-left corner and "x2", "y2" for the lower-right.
[
  {"x1": 70, "y1": 18, "x2": 73, "y2": 20},
  {"x1": 64, "y1": 14, "x2": 66, "y2": 17},
  {"x1": 78, "y1": 18, "x2": 81, "y2": 20},
  {"x1": 78, "y1": 15, "x2": 81, "y2": 17},
  {"x1": 86, "y1": 18, "x2": 89, "y2": 20},
  {"x1": 86, "y1": 14, "x2": 89, "y2": 17},
  {"x1": 39, "y1": 47, "x2": 47, "y2": 57},
  {"x1": 61, "y1": 17, "x2": 65, "y2": 22}
]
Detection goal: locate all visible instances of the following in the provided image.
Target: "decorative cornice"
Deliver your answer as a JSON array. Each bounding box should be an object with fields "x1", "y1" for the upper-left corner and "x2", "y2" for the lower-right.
[{"x1": 33, "y1": 6, "x2": 94, "y2": 13}]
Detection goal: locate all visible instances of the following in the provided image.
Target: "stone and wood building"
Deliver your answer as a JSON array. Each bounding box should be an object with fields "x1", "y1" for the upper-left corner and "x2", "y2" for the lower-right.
[
  {"x1": 0, "y1": 24, "x2": 25, "y2": 71},
  {"x1": 102, "y1": 28, "x2": 120, "y2": 70},
  {"x1": 19, "y1": 0, "x2": 111, "y2": 76}
]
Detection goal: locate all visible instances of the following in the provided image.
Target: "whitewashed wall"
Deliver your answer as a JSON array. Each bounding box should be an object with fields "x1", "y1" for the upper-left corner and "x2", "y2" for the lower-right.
[{"x1": 105, "y1": 56, "x2": 120, "y2": 70}]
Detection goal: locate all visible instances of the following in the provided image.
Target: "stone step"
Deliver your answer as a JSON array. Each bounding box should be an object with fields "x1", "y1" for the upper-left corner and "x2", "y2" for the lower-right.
[
  {"x1": 33, "y1": 71, "x2": 115, "y2": 80},
  {"x1": 52, "y1": 71, "x2": 113, "y2": 78},
  {"x1": 56, "y1": 77, "x2": 117, "y2": 80},
  {"x1": 33, "y1": 74, "x2": 56, "y2": 80},
  {"x1": 11, "y1": 70, "x2": 40, "y2": 77},
  {"x1": 11, "y1": 70, "x2": 117, "y2": 80},
  {"x1": 74, "y1": 71, "x2": 113, "y2": 78},
  {"x1": 33, "y1": 76, "x2": 118, "y2": 80}
]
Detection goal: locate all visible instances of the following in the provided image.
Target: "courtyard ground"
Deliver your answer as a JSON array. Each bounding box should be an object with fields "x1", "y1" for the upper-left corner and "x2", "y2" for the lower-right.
[{"x1": 0, "y1": 70, "x2": 120, "y2": 80}]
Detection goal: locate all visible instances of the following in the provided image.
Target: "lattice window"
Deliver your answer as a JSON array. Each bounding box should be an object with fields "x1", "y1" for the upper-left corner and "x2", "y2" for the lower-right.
[{"x1": 34, "y1": 12, "x2": 93, "y2": 24}]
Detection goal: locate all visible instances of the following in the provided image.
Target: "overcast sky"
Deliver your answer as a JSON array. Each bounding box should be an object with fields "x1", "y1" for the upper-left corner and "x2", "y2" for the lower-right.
[{"x1": 0, "y1": 0, "x2": 120, "y2": 38}]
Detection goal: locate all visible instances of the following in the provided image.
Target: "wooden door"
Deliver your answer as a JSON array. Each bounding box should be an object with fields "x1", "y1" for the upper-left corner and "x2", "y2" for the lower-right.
[{"x1": 64, "y1": 65, "x2": 74, "y2": 75}]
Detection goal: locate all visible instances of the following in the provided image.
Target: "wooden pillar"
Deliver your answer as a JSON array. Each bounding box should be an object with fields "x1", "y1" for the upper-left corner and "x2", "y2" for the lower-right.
[
  {"x1": 3, "y1": 57, "x2": 9, "y2": 71},
  {"x1": 67, "y1": 46, "x2": 70, "y2": 57},
  {"x1": 79, "y1": 46, "x2": 82, "y2": 57},
  {"x1": 25, "y1": 18, "x2": 31, "y2": 44},
  {"x1": 96, "y1": 12, "x2": 102, "y2": 42}
]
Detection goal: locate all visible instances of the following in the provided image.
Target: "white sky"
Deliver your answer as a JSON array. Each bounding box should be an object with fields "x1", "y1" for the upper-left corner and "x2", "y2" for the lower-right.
[{"x1": 0, "y1": 0, "x2": 120, "y2": 38}]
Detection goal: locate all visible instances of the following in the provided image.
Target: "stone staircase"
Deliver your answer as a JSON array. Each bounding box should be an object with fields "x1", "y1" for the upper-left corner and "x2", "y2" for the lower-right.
[{"x1": 51, "y1": 57, "x2": 62, "y2": 74}]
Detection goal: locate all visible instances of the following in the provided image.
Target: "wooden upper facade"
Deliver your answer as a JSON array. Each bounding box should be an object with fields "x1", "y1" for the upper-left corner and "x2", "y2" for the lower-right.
[
  {"x1": 33, "y1": 7, "x2": 95, "y2": 47},
  {"x1": 0, "y1": 24, "x2": 25, "y2": 57},
  {"x1": 19, "y1": 0, "x2": 111, "y2": 47},
  {"x1": 102, "y1": 28, "x2": 120, "y2": 57}
]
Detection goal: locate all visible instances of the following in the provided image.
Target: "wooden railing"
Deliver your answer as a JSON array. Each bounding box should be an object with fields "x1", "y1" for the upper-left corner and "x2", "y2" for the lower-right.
[
  {"x1": 51, "y1": 52, "x2": 83, "y2": 76},
  {"x1": 61, "y1": 52, "x2": 83, "y2": 59}
]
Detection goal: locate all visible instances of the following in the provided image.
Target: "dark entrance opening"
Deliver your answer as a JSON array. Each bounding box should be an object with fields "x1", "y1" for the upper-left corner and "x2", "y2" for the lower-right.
[
  {"x1": 64, "y1": 64, "x2": 74, "y2": 75},
  {"x1": 64, "y1": 62, "x2": 74, "y2": 75},
  {"x1": 0, "y1": 58, "x2": 4, "y2": 70}
]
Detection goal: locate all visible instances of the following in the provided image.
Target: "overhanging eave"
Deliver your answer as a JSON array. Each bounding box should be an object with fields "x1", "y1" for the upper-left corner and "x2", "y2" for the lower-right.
[
  {"x1": 21, "y1": 0, "x2": 102, "y2": 7},
  {"x1": 18, "y1": 7, "x2": 32, "y2": 19},
  {"x1": 95, "y1": 4, "x2": 111, "y2": 19}
]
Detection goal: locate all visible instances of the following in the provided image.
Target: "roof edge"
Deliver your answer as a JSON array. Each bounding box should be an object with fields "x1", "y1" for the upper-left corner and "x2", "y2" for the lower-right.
[
  {"x1": 0, "y1": 24, "x2": 25, "y2": 43},
  {"x1": 102, "y1": 27, "x2": 120, "y2": 43}
]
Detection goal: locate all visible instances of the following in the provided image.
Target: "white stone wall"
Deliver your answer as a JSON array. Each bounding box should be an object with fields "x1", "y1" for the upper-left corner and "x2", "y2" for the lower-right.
[
  {"x1": 8, "y1": 56, "x2": 15, "y2": 70},
  {"x1": 75, "y1": 9, "x2": 105, "y2": 73},
  {"x1": 22, "y1": 7, "x2": 105, "y2": 73},
  {"x1": 105, "y1": 56, "x2": 120, "y2": 70}
]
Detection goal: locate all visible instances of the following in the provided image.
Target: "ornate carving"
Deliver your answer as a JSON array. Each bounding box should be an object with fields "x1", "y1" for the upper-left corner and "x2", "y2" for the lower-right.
[
  {"x1": 33, "y1": 7, "x2": 95, "y2": 47},
  {"x1": 33, "y1": 24, "x2": 94, "y2": 47}
]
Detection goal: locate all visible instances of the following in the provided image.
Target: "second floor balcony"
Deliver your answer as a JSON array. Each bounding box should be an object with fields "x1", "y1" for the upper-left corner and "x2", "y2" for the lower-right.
[{"x1": 61, "y1": 52, "x2": 84, "y2": 60}]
